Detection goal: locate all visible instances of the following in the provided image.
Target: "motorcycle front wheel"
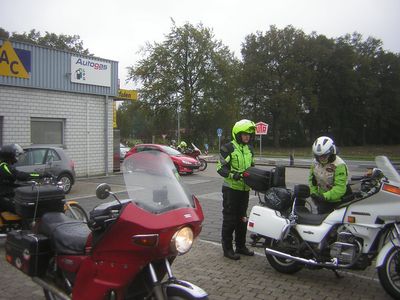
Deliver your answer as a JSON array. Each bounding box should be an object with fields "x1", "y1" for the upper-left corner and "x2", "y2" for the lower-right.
[
  {"x1": 167, "y1": 289, "x2": 209, "y2": 300},
  {"x1": 378, "y1": 246, "x2": 400, "y2": 299},
  {"x1": 265, "y1": 237, "x2": 303, "y2": 274}
]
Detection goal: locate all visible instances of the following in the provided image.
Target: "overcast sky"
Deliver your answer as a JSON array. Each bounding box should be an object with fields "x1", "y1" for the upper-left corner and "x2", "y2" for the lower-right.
[{"x1": 1, "y1": 0, "x2": 399, "y2": 89}]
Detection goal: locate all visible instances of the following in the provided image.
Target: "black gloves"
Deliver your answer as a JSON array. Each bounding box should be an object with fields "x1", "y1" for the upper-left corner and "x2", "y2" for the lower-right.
[
  {"x1": 232, "y1": 171, "x2": 250, "y2": 181},
  {"x1": 232, "y1": 172, "x2": 242, "y2": 180},
  {"x1": 311, "y1": 193, "x2": 325, "y2": 203}
]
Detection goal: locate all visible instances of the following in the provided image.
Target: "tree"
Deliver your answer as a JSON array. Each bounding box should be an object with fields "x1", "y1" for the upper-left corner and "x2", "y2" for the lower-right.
[
  {"x1": 0, "y1": 28, "x2": 91, "y2": 55},
  {"x1": 127, "y1": 22, "x2": 240, "y2": 143},
  {"x1": 241, "y1": 25, "x2": 311, "y2": 147}
]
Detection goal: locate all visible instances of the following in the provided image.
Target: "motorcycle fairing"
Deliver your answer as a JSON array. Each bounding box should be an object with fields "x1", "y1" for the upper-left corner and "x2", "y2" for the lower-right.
[
  {"x1": 345, "y1": 223, "x2": 382, "y2": 253},
  {"x1": 293, "y1": 208, "x2": 345, "y2": 243}
]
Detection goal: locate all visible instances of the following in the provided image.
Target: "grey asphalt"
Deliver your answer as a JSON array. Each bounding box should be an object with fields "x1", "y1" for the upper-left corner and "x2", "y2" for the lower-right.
[{"x1": 0, "y1": 160, "x2": 392, "y2": 299}]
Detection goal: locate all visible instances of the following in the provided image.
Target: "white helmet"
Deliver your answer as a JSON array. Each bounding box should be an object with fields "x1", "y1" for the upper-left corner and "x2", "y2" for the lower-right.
[{"x1": 312, "y1": 136, "x2": 336, "y2": 161}]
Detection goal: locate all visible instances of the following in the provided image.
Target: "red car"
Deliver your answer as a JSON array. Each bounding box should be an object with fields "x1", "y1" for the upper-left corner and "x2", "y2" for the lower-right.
[{"x1": 124, "y1": 144, "x2": 201, "y2": 174}]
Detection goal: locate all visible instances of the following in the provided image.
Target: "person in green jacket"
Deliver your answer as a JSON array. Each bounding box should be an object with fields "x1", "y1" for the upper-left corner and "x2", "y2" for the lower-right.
[
  {"x1": 309, "y1": 136, "x2": 349, "y2": 214},
  {"x1": 217, "y1": 119, "x2": 256, "y2": 260}
]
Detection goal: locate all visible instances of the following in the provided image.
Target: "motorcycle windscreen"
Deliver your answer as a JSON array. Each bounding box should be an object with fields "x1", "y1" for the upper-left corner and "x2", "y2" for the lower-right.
[{"x1": 122, "y1": 150, "x2": 195, "y2": 214}]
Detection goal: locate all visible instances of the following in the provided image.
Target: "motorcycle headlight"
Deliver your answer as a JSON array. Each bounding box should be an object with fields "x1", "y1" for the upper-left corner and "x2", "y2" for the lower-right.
[
  {"x1": 182, "y1": 160, "x2": 193, "y2": 165},
  {"x1": 170, "y1": 227, "x2": 194, "y2": 255}
]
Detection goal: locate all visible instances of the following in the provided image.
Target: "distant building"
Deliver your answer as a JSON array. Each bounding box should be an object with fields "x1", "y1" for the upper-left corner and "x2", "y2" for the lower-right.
[{"x1": 0, "y1": 39, "x2": 119, "y2": 177}]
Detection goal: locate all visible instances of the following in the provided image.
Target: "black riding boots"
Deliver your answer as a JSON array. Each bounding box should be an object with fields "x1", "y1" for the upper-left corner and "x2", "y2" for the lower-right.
[{"x1": 222, "y1": 242, "x2": 240, "y2": 260}]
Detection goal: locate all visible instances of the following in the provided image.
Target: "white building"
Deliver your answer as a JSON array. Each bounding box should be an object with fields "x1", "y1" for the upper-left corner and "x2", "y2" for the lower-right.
[{"x1": 0, "y1": 39, "x2": 118, "y2": 177}]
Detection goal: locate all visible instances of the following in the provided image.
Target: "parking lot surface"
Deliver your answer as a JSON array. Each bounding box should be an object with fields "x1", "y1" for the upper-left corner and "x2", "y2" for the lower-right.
[{"x1": 0, "y1": 163, "x2": 391, "y2": 299}]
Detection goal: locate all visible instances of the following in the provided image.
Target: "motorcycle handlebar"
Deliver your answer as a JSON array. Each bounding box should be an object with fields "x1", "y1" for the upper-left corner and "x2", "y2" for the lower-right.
[{"x1": 351, "y1": 175, "x2": 365, "y2": 181}]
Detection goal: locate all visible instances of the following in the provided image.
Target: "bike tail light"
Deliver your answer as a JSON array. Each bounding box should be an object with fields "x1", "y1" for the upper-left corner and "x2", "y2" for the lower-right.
[
  {"x1": 170, "y1": 227, "x2": 194, "y2": 255},
  {"x1": 382, "y1": 184, "x2": 400, "y2": 195},
  {"x1": 348, "y1": 216, "x2": 356, "y2": 223},
  {"x1": 132, "y1": 234, "x2": 159, "y2": 247}
]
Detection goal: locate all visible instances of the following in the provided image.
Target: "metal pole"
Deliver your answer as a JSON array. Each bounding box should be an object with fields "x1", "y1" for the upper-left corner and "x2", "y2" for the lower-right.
[
  {"x1": 259, "y1": 135, "x2": 262, "y2": 157},
  {"x1": 105, "y1": 95, "x2": 109, "y2": 176},
  {"x1": 218, "y1": 136, "x2": 221, "y2": 151}
]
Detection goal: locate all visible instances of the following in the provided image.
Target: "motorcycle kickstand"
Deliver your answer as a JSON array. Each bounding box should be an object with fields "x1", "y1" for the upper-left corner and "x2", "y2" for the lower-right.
[{"x1": 332, "y1": 269, "x2": 344, "y2": 279}]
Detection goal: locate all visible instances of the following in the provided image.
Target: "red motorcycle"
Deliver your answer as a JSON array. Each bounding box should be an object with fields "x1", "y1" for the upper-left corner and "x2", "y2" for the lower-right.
[
  {"x1": 184, "y1": 144, "x2": 207, "y2": 172},
  {"x1": 5, "y1": 151, "x2": 208, "y2": 300}
]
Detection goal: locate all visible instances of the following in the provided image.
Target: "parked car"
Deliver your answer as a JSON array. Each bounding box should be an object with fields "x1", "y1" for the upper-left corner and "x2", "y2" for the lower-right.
[
  {"x1": 120, "y1": 143, "x2": 130, "y2": 162},
  {"x1": 124, "y1": 144, "x2": 201, "y2": 174},
  {"x1": 14, "y1": 145, "x2": 76, "y2": 194}
]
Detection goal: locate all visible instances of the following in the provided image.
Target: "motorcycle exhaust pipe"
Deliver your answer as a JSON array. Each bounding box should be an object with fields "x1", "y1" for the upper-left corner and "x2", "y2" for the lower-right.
[
  {"x1": 32, "y1": 277, "x2": 71, "y2": 300},
  {"x1": 265, "y1": 247, "x2": 339, "y2": 268}
]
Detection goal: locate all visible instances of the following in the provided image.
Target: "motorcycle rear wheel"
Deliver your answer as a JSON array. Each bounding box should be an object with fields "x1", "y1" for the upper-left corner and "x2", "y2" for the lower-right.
[
  {"x1": 198, "y1": 159, "x2": 207, "y2": 171},
  {"x1": 64, "y1": 203, "x2": 88, "y2": 222},
  {"x1": 265, "y1": 238, "x2": 303, "y2": 274},
  {"x1": 377, "y1": 246, "x2": 400, "y2": 299}
]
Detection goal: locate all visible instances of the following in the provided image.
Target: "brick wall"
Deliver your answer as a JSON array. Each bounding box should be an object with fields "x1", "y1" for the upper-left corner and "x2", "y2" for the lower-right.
[{"x1": 0, "y1": 85, "x2": 113, "y2": 177}]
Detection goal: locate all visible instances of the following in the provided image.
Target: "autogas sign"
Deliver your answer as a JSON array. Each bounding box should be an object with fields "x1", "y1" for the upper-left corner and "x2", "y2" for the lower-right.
[
  {"x1": 71, "y1": 56, "x2": 111, "y2": 87},
  {"x1": 0, "y1": 41, "x2": 31, "y2": 79}
]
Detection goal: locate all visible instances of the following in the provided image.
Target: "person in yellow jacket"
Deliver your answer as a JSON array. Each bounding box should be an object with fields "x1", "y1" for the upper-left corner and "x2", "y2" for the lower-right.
[
  {"x1": 216, "y1": 119, "x2": 255, "y2": 260},
  {"x1": 309, "y1": 136, "x2": 349, "y2": 214}
]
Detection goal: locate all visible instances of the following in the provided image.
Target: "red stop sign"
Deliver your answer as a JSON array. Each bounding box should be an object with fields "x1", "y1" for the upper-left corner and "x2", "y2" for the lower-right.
[{"x1": 255, "y1": 122, "x2": 268, "y2": 135}]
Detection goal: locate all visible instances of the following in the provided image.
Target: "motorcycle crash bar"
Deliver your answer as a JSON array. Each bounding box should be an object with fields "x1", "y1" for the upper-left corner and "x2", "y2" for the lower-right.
[
  {"x1": 32, "y1": 277, "x2": 71, "y2": 300},
  {"x1": 265, "y1": 247, "x2": 342, "y2": 268}
]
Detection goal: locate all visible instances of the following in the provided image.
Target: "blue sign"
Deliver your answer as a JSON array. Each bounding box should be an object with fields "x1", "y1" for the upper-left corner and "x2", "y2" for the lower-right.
[
  {"x1": 217, "y1": 128, "x2": 222, "y2": 137},
  {"x1": 15, "y1": 48, "x2": 31, "y2": 73}
]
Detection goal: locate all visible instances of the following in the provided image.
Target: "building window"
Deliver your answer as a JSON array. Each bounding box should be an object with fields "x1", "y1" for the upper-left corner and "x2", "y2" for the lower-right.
[{"x1": 31, "y1": 118, "x2": 65, "y2": 146}]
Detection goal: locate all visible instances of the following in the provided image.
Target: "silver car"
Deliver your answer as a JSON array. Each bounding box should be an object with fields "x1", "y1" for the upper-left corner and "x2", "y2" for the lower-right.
[{"x1": 14, "y1": 146, "x2": 76, "y2": 194}]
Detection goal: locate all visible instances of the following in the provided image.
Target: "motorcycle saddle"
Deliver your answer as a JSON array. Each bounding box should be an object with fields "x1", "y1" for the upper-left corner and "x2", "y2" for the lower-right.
[
  {"x1": 39, "y1": 212, "x2": 90, "y2": 255},
  {"x1": 295, "y1": 207, "x2": 329, "y2": 225}
]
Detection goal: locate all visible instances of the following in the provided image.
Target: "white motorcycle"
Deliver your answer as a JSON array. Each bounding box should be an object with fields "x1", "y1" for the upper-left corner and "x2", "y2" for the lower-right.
[{"x1": 247, "y1": 156, "x2": 400, "y2": 299}]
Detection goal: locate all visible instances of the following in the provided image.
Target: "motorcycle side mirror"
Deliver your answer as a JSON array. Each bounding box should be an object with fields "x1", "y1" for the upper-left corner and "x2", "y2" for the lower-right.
[
  {"x1": 371, "y1": 168, "x2": 384, "y2": 179},
  {"x1": 96, "y1": 183, "x2": 111, "y2": 199}
]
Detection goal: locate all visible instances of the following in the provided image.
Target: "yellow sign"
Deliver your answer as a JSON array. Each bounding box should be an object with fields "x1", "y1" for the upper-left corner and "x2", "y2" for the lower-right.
[
  {"x1": 113, "y1": 101, "x2": 117, "y2": 128},
  {"x1": 117, "y1": 89, "x2": 138, "y2": 101},
  {"x1": 0, "y1": 41, "x2": 30, "y2": 79}
]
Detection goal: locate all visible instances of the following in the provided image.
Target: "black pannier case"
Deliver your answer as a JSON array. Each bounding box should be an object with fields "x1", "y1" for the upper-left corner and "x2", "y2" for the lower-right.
[
  {"x1": 14, "y1": 185, "x2": 65, "y2": 219},
  {"x1": 243, "y1": 167, "x2": 271, "y2": 191},
  {"x1": 243, "y1": 166, "x2": 286, "y2": 192},
  {"x1": 5, "y1": 230, "x2": 52, "y2": 276}
]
